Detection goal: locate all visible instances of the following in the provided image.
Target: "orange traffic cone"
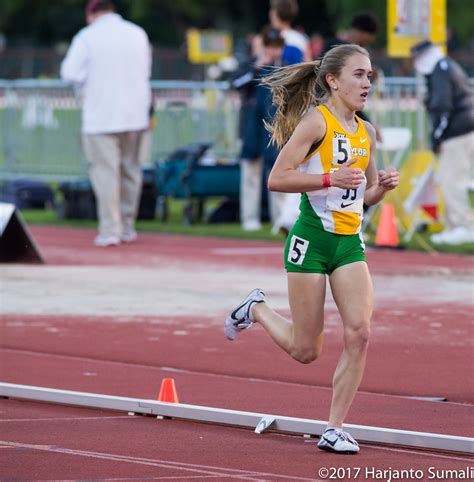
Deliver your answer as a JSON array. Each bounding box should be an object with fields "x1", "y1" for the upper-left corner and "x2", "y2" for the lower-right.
[
  {"x1": 158, "y1": 378, "x2": 179, "y2": 403},
  {"x1": 375, "y1": 203, "x2": 399, "y2": 248}
]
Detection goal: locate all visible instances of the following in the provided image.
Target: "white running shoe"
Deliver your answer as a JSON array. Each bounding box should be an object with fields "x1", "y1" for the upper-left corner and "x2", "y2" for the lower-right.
[
  {"x1": 121, "y1": 230, "x2": 138, "y2": 243},
  {"x1": 242, "y1": 220, "x2": 262, "y2": 232},
  {"x1": 317, "y1": 428, "x2": 360, "y2": 454},
  {"x1": 224, "y1": 289, "x2": 265, "y2": 341},
  {"x1": 94, "y1": 234, "x2": 121, "y2": 247},
  {"x1": 431, "y1": 227, "x2": 474, "y2": 245}
]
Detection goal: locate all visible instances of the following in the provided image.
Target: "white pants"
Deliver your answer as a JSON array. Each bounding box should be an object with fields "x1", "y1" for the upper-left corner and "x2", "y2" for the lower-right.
[
  {"x1": 137, "y1": 128, "x2": 153, "y2": 165},
  {"x1": 272, "y1": 192, "x2": 301, "y2": 233},
  {"x1": 438, "y1": 131, "x2": 474, "y2": 230},
  {"x1": 82, "y1": 131, "x2": 144, "y2": 238},
  {"x1": 240, "y1": 158, "x2": 285, "y2": 226}
]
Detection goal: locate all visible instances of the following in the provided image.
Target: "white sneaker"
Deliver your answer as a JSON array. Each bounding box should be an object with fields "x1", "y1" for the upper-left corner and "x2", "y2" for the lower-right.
[
  {"x1": 121, "y1": 230, "x2": 138, "y2": 243},
  {"x1": 242, "y1": 220, "x2": 262, "y2": 232},
  {"x1": 224, "y1": 289, "x2": 265, "y2": 341},
  {"x1": 431, "y1": 227, "x2": 474, "y2": 245},
  {"x1": 94, "y1": 234, "x2": 121, "y2": 247},
  {"x1": 317, "y1": 428, "x2": 360, "y2": 455}
]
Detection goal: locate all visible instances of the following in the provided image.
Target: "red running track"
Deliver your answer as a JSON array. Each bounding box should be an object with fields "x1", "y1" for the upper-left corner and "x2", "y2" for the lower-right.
[
  {"x1": 1, "y1": 225, "x2": 473, "y2": 480},
  {"x1": 29, "y1": 225, "x2": 474, "y2": 275}
]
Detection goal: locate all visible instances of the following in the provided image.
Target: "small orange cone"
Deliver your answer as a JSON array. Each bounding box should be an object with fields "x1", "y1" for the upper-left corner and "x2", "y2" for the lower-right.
[
  {"x1": 158, "y1": 378, "x2": 179, "y2": 403},
  {"x1": 375, "y1": 203, "x2": 399, "y2": 248}
]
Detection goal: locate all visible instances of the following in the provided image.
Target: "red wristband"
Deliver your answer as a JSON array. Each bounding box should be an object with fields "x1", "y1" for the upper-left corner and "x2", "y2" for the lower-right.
[{"x1": 322, "y1": 173, "x2": 331, "y2": 188}]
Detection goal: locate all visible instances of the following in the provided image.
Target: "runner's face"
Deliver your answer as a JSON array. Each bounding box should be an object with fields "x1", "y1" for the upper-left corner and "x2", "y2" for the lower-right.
[{"x1": 331, "y1": 53, "x2": 372, "y2": 111}]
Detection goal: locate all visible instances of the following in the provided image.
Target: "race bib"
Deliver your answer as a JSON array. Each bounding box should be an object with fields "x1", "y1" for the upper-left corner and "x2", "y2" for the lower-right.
[
  {"x1": 287, "y1": 235, "x2": 309, "y2": 266},
  {"x1": 326, "y1": 170, "x2": 366, "y2": 213}
]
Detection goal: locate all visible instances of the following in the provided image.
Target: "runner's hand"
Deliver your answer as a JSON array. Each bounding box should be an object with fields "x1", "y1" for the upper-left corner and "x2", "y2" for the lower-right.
[
  {"x1": 378, "y1": 167, "x2": 399, "y2": 191},
  {"x1": 330, "y1": 157, "x2": 364, "y2": 189}
]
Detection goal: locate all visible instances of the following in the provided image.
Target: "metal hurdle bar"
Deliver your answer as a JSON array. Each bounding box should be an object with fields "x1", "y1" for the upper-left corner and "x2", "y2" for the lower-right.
[{"x1": 1, "y1": 383, "x2": 472, "y2": 454}]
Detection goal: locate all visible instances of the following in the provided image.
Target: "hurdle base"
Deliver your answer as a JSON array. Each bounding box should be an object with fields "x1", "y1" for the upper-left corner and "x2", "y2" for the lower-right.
[{"x1": 0, "y1": 382, "x2": 472, "y2": 454}]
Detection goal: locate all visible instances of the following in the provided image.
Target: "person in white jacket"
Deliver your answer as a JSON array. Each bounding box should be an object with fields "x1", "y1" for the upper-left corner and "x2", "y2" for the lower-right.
[{"x1": 61, "y1": 0, "x2": 152, "y2": 246}]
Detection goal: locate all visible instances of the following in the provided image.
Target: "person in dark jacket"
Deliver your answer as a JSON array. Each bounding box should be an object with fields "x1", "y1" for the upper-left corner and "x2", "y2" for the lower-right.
[
  {"x1": 411, "y1": 40, "x2": 474, "y2": 245},
  {"x1": 233, "y1": 27, "x2": 285, "y2": 231},
  {"x1": 322, "y1": 12, "x2": 379, "y2": 57}
]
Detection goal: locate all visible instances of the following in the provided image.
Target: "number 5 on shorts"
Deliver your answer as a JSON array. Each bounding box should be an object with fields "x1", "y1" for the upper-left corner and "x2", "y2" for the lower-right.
[{"x1": 288, "y1": 235, "x2": 309, "y2": 266}]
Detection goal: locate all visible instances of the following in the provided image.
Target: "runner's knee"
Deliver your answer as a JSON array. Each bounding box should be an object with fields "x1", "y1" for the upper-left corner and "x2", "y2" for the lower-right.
[
  {"x1": 290, "y1": 345, "x2": 321, "y2": 364},
  {"x1": 344, "y1": 322, "x2": 370, "y2": 352}
]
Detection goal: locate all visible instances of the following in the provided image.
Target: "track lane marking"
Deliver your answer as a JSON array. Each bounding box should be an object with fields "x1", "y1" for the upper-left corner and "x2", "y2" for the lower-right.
[
  {"x1": 211, "y1": 247, "x2": 282, "y2": 255},
  {"x1": 47, "y1": 477, "x2": 307, "y2": 481},
  {"x1": 363, "y1": 443, "x2": 474, "y2": 462},
  {"x1": 0, "y1": 415, "x2": 131, "y2": 423},
  {"x1": 0, "y1": 440, "x2": 317, "y2": 481}
]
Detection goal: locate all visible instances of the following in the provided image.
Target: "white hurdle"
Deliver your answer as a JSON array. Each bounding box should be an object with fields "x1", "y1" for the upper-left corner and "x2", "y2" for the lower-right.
[{"x1": 1, "y1": 382, "x2": 472, "y2": 454}]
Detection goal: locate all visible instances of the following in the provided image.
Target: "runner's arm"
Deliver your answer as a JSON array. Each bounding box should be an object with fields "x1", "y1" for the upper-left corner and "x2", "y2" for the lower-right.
[{"x1": 268, "y1": 108, "x2": 327, "y2": 193}]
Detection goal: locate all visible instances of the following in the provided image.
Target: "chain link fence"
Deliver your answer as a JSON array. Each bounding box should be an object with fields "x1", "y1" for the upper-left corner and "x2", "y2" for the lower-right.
[
  {"x1": 0, "y1": 79, "x2": 240, "y2": 180},
  {"x1": 1, "y1": 77, "x2": 472, "y2": 180}
]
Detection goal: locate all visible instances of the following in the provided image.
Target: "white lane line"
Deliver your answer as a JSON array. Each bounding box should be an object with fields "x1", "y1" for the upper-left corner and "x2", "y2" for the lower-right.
[
  {"x1": 0, "y1": 415, "x2": 131, "y2": 423},
  {"x1": 42, "y1": 478, "x2": 325, "y2": 482},
  {"x1": 0, "y1": 440, "x2": 316, "y2": 481},
  {"x1": 0, "y1": 441, "x2": 263, "y2": 481},
  {"x1": 363, "y1": 443, "x2": 474, "y2": 462},
  {"x1": 45, "y1": 477, "x2": 245, "y2": 481},
  {"x1": 211, "y1": 247, "x2": 282, "y2": 255}
]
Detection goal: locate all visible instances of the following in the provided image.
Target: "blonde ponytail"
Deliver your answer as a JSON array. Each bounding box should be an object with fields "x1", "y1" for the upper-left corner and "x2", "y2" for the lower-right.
[{"x1": 262, "y1": 61, "x2": 321, "y2": 148}]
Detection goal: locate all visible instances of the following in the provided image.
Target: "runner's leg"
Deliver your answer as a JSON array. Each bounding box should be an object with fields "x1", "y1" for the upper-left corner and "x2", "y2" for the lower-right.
[{"x1": 327, "y1": 261, "x2": 373, "y2": 427}]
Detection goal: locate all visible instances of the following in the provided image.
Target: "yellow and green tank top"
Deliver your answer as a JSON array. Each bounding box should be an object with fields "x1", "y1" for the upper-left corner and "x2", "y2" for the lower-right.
[{"x1": 298, "y1": 104, "x2": 371, "y2": 235}]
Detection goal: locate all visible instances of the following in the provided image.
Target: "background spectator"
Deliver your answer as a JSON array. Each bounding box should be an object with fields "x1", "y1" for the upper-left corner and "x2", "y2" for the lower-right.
[
  {"x1": 411, "y1": 40, "x2": 474, "y2": 245},
  {"x1": 60, "y1": 0, "x2": 151, "y2": 247},
  {"x1": 231, "y1": 33, "x2": 261, "y2": 143},
  {"x1": 268, "y1": 0, "x2": 311, "y2": 64},
  {"x1": 234, "y1": 27, "x2": 285, "y2": 231},
  {"x1": 309, "y1": 31, "x2": 324, "y2": 60},
  {"x1": 322, "y1": 12, "x2": 379, "y2": 56}
]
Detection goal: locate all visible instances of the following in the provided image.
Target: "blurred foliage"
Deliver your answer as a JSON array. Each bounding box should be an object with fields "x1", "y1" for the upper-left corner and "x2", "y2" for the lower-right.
[
  {"x1": 446, "y1": 0, "x2": 474, "y2": 47},
  {"x1": 0, "y1": 0, "x2": 472, "y2": 48}
]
